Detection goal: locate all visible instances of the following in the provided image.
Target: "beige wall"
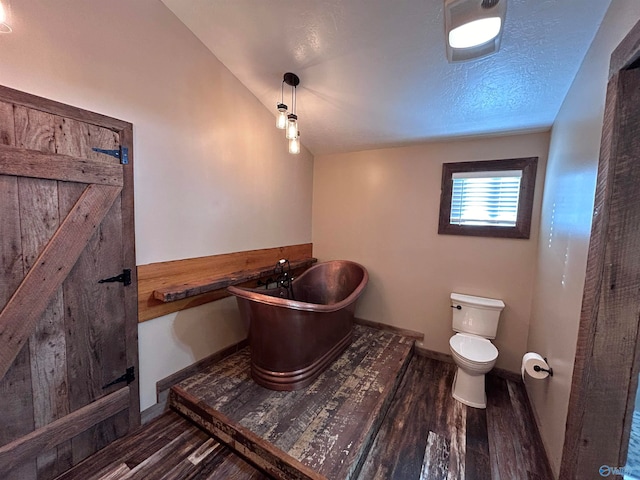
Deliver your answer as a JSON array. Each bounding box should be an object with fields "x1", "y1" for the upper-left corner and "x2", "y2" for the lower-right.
[
  {"x1": 312, "y1": 132, "x2": 549, "y2": 373},
  {"x1": 0, "y1": 0, "x2": 314, "y2": 410},
  {"x1": 526, "y1": 4, "x2": 640, "y2": 477}
]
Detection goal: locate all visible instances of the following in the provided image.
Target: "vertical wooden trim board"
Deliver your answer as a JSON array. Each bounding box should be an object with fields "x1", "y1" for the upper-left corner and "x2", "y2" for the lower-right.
[
  {"x1": 119, "y1": 120, "x2": 139, "y2": 432},
  {"x1": 560, "y1": 19, "x2": 640, "y2": 479}
]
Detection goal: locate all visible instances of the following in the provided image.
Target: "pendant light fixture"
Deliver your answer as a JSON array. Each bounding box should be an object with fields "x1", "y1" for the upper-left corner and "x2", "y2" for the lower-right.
[
  {"x1": 0, "y1": 1, "x2": 12, "y2": 33},
  {"x1": 276, "y1": 72, "x2": 301, "y2": 153}
]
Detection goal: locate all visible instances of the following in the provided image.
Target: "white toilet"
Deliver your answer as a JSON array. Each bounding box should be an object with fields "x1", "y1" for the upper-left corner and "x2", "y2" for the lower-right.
[{"x1": 449, "y1": 292, "x2": 505, "y2": 409}]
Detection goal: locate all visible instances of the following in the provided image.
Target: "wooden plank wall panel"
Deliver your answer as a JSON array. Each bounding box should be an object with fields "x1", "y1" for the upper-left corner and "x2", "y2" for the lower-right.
[
  {"x1": 55, "y1": 117, "x2": 130, "y2": 464},
  {"x1": 0, "y1": 100, "x2": 15, "y2": 145},
  {"x1": 14, "y1": 106, "x2": 73, "y2": 480},
  {"x1": 0, "y1": 100, "x2": 38, "y2": 480},
  {"x1": 138, "y1": 243, "x2": 313, "y2": 322},
  {"x1": 20, "y1": 178, "x2": 73, "y2": 478}
]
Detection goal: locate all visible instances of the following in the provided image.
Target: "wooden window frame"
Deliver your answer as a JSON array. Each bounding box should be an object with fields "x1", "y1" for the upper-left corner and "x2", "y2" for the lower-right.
[{"x1": 438, "y1": 157, "x2": 538, "y2": 239}]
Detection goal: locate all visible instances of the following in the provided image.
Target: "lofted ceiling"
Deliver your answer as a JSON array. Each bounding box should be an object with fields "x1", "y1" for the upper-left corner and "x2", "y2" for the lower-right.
[{"x1": 161, "y1": 0, "x2": 612, "y2": 156}]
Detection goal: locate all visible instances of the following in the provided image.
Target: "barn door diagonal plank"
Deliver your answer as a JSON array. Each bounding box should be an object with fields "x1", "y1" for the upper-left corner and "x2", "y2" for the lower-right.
[{"x1": 0, "y1": 183, "x2": 122, "y2": 381}]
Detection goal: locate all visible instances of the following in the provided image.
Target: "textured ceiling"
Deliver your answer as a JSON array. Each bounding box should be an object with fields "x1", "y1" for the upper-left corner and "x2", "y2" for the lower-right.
[{"x1": 161, "y1": 0, "x2": 611, "y2": 155}]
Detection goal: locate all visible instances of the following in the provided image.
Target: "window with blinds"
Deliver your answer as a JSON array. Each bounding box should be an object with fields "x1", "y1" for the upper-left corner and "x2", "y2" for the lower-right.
[
  {"x1": 438, "y1": 157, "x2": 538, "y2": 239},
  {"x1": 450, "y1": 170, "x2": 522, "y2": 227}
]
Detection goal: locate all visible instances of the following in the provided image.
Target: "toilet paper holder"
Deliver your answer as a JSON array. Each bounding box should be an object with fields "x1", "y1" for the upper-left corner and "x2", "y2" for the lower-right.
[{"x1": 533, "y1": 358, "x2": 553, "y2": 377}]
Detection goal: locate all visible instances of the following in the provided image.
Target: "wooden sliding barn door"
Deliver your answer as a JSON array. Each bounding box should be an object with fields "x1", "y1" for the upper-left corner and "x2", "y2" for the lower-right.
[{"x1": 0, "y1": 86, "x2": 138, "y2": 480}]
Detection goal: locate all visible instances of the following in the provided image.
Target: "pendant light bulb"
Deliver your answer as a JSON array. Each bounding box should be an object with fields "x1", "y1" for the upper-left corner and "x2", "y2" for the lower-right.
[
  {"x1": 289, "y1": 132, "x2": 301, "y2": 154},
  {"x1": 276, "y1": 103, "x2": 288, "y2": 129},
  {"x1": 0, "y1": 0, "x2": 10, "y2": 32},
  {"x1": 286, "y1": 114, "x2": 298, "y2": 140}
]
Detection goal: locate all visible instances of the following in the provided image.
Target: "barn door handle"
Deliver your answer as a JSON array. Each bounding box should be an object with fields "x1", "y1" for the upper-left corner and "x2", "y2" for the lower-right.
[
  {"x1": 99, "y1": 269, "x2": 131, "y2": 286},
  {"x1": 103, "y1": 366, "x2": 135, "y2": 389}
]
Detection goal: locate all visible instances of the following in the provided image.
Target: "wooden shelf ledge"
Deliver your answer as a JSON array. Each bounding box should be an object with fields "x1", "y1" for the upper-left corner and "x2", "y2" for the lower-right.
[
  {"x1": 153, "y1": 257, "x2": 317, "y2": 303},
  {"x1": 138, "y1": 243, "x2": 313, "y2": 322}
]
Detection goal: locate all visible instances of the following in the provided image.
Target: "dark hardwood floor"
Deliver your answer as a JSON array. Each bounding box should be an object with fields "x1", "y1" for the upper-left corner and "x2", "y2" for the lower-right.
[
  {"x1": 54, "y1": 410, "x2": 269, "y2": 480},
  {"x1": 358, "y1": 355, "x2": 553, "y2": 479},
  {"x1": 54, "y1": 353, "x2": 552, "y2": 480}
]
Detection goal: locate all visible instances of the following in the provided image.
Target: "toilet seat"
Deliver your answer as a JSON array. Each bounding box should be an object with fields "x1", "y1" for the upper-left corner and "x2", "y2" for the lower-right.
[{"x1": 449, "y1": 333, "x2": 498, "y2": 364}]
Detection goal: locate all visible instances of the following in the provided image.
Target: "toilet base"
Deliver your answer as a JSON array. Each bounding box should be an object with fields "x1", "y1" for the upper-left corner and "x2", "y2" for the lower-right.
[{"x1": 451, "y1": 368, "x2": 487, "y2": 409}]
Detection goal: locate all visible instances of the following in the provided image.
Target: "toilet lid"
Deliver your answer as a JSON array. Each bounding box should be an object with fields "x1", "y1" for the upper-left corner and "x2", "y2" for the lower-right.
[{"x1": 449, "y1": 333, "x2": 498, "y2": 363}]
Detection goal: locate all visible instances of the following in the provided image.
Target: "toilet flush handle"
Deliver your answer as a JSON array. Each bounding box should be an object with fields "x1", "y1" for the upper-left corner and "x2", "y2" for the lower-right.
[{"x1": 451, "y1": 305, "x2": 462, "y2": 310}]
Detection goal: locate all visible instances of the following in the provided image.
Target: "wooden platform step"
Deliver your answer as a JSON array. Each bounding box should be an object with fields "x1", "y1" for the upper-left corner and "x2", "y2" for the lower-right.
[
  {"x1": 169, "y1": 325, "x2": 414, "y2": 480},
  {"x1": 54, "y1": 410, "x2": 270, "y2": 480}
]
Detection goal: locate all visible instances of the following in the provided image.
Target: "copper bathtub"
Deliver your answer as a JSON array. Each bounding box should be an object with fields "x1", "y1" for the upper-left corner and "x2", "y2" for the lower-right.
[{"x1": 227, "y1": 260, "x2": 368, "y2": 391}]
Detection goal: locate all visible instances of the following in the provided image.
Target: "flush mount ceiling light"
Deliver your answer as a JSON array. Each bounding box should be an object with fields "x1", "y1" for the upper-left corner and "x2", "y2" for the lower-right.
[
  {"x1": 445, "y1": 0, "x2": 506, "y2": 62},
  {"x1": 275, "y1": 72, "x2": 301, "y2": 154}
]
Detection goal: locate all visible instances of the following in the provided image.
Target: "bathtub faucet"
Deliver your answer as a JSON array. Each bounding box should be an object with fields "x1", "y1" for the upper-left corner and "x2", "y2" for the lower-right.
[
  {"x1": 274, "y1": 259, "x2": 295, "y2": 299},
  {"x1": 275, "y1": 259, "x2": 291, "y2": 286}
]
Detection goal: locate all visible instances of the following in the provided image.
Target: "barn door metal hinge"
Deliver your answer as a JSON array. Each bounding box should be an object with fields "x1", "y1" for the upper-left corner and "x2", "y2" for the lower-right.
[
  {"x1": 92, "y1": 146, "x2": 129, "y2": 164},
  {"x1": 103, "y1": 366, "x2": 135, "y2": 389},
  {"x1": 98, "y1": 269, "x2": 131, "y2": 286}
]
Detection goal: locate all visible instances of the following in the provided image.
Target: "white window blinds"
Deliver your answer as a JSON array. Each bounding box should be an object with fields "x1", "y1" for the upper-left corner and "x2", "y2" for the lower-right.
[{"x1": 450, "y1": 170, "x2": 522, "y2": 227}]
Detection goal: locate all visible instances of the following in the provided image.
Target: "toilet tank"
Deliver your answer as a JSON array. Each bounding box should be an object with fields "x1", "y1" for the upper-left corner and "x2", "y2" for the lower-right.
[{"x1": 451, "y1": 292, "x2": 505, "y2": 339}]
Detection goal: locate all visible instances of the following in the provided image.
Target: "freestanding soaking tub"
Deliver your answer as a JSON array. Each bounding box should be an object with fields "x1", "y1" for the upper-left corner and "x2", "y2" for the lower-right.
[{"x1": 227, "y1": 260, "x2": 368, "y2": 391}]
